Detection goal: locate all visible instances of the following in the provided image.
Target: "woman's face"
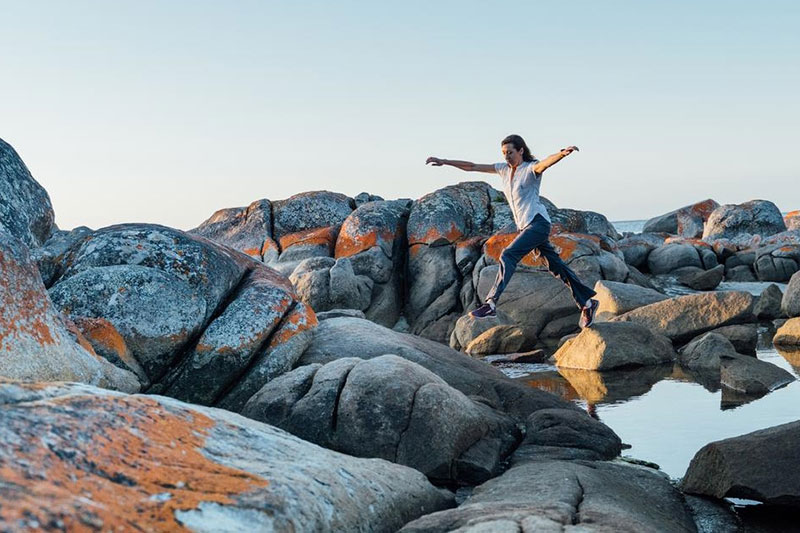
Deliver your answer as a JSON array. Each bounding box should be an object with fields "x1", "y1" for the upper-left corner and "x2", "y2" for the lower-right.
[{"x1": 502, "y1": 143, "x2": 523, "y2": 167}]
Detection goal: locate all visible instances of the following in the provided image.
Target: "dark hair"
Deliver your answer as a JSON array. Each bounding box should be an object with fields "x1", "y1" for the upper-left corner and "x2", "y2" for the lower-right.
[{"x1": 501, "y1": 134, "x2": 535, "y2": 162}]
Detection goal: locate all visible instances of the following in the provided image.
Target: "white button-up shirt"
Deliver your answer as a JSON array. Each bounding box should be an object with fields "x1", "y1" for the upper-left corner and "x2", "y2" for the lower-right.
[{"x1": 494, "y1": 160, "x2": 551, "y2": 230}]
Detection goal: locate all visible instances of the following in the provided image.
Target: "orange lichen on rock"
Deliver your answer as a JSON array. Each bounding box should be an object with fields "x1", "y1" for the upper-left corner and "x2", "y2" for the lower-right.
[
  {"x1": 664, "y1": 237, "x2": 713, "y2": 248},
  {"x1": 279, "y1": 226, "x2": 338, "y2": 252},
  {"x1": 261, "y1": 237, "x2": 279, "y2": 256},
  {"x1": 71, "y1": 317, "x2": 128, "y2": 360},
  {"x1": 0, "y1": 393, "x2": 268, "y2": 531},
  {"x1": 408, "y1": 222, "x2": 463, "y2": 246},
  {"x1": 268, "y1": 302, "x2": 318, "y2": 346},
  {"x1": 0, "y1": 248, "x2": 56, "y2": 351},
  {"x1": 335, "y1": 228, "x2": 395, "y2": 259},
  {"x1": 689, "y1": 199, "x2": 719, "y2": 220}
]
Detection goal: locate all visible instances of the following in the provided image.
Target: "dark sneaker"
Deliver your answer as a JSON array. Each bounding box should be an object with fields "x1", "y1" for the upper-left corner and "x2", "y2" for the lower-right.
[
  {"x1": 579, "y1": 299, "x2": 599, "y2": 328},
  {"x1": 470, "y1": 302, "x2": 496, "y2": 319}
]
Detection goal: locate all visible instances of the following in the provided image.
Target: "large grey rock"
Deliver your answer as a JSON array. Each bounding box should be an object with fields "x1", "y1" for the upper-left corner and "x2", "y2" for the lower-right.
[
  {"x1": 783, "y1": 271, "x2": 800, "y2": 317},
  {"x1": 549, "y1": 207, "x2": 621, "y2": 239},
  {"x1": 45, "y1": 223, "x2": 316, "y2": 406},
  {"x1": 773, "y1": 317, "x2": 800, "y2": 346},
  {"x1": 402, "y1": 460, "x2": 697, "y2": 533},
  {"x1": 0, "y1": 232, "x2": 138, "y2": 392},
  {"x1": 681, "y1": 421, "x2": 800, "y2": 507},
  {"x1": 702, "y1": 200, "x2": 787, "y2": 241},
  {"x1": 161, "y1": 267, "x2": 301, "y2": 405},
  {"x1": 612, "y1": 291, "x2": 756, "y2": 343},
  {"x1": 643, "y1": 199, "x2": 719, "y2": 238},
  {"x1": 719, "y1": 353, "x2": 795, "y2": 395},
  {"x1": 753, "y1": 243, "x2": 800, "y2": 281},
  {"x1": 271, "y1": 190, "x2": 354, "y2": 242},
  {"x1": 244, "y1": 355, "x2": 521, "y2": 484},
  {"x1": 50, "y1": 265, "x2": 208, "y2": 381},
  {"x1": 553, "y1": 321, "x2": 676, "y2": 370},
  {"x1": 754, "y1": 283, "x2": 784, "y2": 320},
  {"x1": 0, "y1": 138, "x2": 56, "y2": 248},
  {"x1": 647, "y1": 243, "x2": 706, "y2": 274},
  {"x1": 710, "y1": 324, "x2": 758, "y2": 355},
  {"x1": 678, "y1": 332, "x2": 738, "y2": 372},
  {"x1": 679, "y1": 264, "x2": 724, "y2": 290},
  {"x1": 511, "y1": 408, "x2": 622, "y2": 463},
  {"x1": 299, "y1": 317, "x2": 582, "y2": 420},
  {"x1": 190, "y1": 198, "x2": 276, "y2": 261},
  {"x1": 593, "y1": 280, "x2": 669, "y2": 321},
  {"x1": 0, "y1": 381, "x2": 453, "y2": 532}
]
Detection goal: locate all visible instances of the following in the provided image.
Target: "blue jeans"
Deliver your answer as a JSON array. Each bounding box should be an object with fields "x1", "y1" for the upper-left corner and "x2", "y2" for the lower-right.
[{"x1": 485, "y1": 215, "x2": 597, "y2": 308}]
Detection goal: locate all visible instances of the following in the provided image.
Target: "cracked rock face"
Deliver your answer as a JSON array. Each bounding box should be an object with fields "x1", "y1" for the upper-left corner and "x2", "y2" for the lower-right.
[
  {"x1": 643, "y1": 198, "x2": 719, "y2": 238},
  {"x1": 243, "y1": 354, "x2": 521, "y2": 485},
  {"x1": 0, "y1": 138, "x2": 56, "y2": 248},
  {"x1": 44, "y1": 223, "x2": 316, "y2": 409},
  {"x1": 0, "y1": 380, "x2": 453, "y2": 532},
  {"x1": 0, "y1": 231, "x2": 138, "y2": 392}
]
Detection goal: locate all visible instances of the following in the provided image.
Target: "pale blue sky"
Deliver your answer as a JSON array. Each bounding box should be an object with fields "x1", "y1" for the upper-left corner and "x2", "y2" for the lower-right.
[{"x1": 2, "y1": 1, "x2": 798, "y2": 230}]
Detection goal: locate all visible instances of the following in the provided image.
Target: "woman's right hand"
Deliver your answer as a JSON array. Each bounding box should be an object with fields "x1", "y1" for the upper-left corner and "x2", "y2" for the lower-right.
[{"x1": 426, "y1": 157, "x2": 444, "y2": 166}]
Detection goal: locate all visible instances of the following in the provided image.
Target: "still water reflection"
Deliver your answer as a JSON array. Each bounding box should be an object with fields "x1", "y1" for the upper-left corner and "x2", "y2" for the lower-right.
[{"x1": 506, "y1": 346, "x2": 800, "y2": 480}]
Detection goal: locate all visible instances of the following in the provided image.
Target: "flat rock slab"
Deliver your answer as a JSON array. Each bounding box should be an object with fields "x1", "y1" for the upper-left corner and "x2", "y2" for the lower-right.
[
  {"x1": 681, "y1": 420, "x2": 800, "y2": 507},
  {"x1": 612, "y1": 291, "x2": 756, "y2": 343},
  {"x1": 401, "y1": 460, "x2": 697, "y2": 533},
  {"x1": 593, "y1": 280, "x2": 668, "y2": 321},
  {"x1": 554, "y1": 321, "x2": 676, "y2": 370},
  {"x1": 0, "y1": 380, "x2": 453, "y2": 532},
  {"x1": 720, "y1": 353, "x2": 795, "y2": 395}
]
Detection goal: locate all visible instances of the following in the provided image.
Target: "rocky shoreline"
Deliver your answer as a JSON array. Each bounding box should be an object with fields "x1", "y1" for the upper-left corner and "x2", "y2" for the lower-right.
[{"x1": 2, "y1": 136, "x2": 799, "y2": 531}]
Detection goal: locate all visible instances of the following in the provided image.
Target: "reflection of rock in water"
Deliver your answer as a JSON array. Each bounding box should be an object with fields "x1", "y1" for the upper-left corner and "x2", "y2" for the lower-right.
[
  {"x1": 758, "y1": 322, "x2": 779, "y2": 350},
  {"x1": 777, "y1": 346, "x2": 800, "y2": 374},
  {"x1": 557, "y1": 364, "x2": 673, "y2": 405},
  {"x1": 680, "y1": 366, "x2": 722, "y2": 393},
  {"x1": 720, "y1": 386, "x2": 767, "y2": 410},
  {"x1": 520, "y1": 371, "x2": 580, "y2": 402}
]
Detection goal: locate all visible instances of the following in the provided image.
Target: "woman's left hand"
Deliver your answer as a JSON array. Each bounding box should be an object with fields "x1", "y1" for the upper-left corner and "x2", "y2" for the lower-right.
[{"x1": 561, "y1": 146, "x2": 579, "y2": 155}]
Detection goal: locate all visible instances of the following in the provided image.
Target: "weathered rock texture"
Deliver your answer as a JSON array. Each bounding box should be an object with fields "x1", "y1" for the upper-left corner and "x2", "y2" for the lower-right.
[
  {"x1": 402, "y1": 460, "x2": 697, "y2": 533},
  {"x1": 554, "y1": 322, "x2": 676, "y2": 370},
  {"x1": 0, "y1": 380, "x2": 453, "y2": 532},
  {"x1": 243, "y1": 355, "x2": 521, "y2": 485},
  {"x1": 644, "y1": 199, "x2": 720, "y2": 238},
  {"x1": 703, "y1": 200, "x2": 786, "y2": 242},
  {"x1": 43, "y1": 223, "x2": 316, "y2": 410},
  {"x1": 0, "y1": 231, "x2": 138, "y2": 391},
  {"x1": 612, "y1": 291, "x2": 755, "y2": 343},
  {"x1": 0, "y1": 138, "x2": 56, "y2": 248}
]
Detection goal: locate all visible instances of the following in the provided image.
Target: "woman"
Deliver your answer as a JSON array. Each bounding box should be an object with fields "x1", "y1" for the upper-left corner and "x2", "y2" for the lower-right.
[{"x1": 426, "y1": 134, "x2": 599, "y2": 328}]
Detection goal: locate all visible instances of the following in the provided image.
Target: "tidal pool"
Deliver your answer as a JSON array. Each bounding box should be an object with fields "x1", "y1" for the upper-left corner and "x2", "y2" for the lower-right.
[{"x1": 501, "y1": 340, "x2": 800, "y2": 481}]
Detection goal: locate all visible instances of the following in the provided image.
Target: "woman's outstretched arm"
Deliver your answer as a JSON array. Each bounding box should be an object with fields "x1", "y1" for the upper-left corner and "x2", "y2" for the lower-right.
[
  {"x1": 532, "y1": 146, "x2": 579, "y2": 174},
  {"x1": 426, "y1": 157, "x2": 496, "y2": 173}
]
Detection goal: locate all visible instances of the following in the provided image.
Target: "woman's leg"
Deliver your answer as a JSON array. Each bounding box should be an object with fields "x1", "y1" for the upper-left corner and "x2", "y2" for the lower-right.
[
  {"x1": 536, "y1": 240, "x2": 597, "y2": 308},
  {"x1": 485, "y1": 219, "x2": 550, "y2": 304}
]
